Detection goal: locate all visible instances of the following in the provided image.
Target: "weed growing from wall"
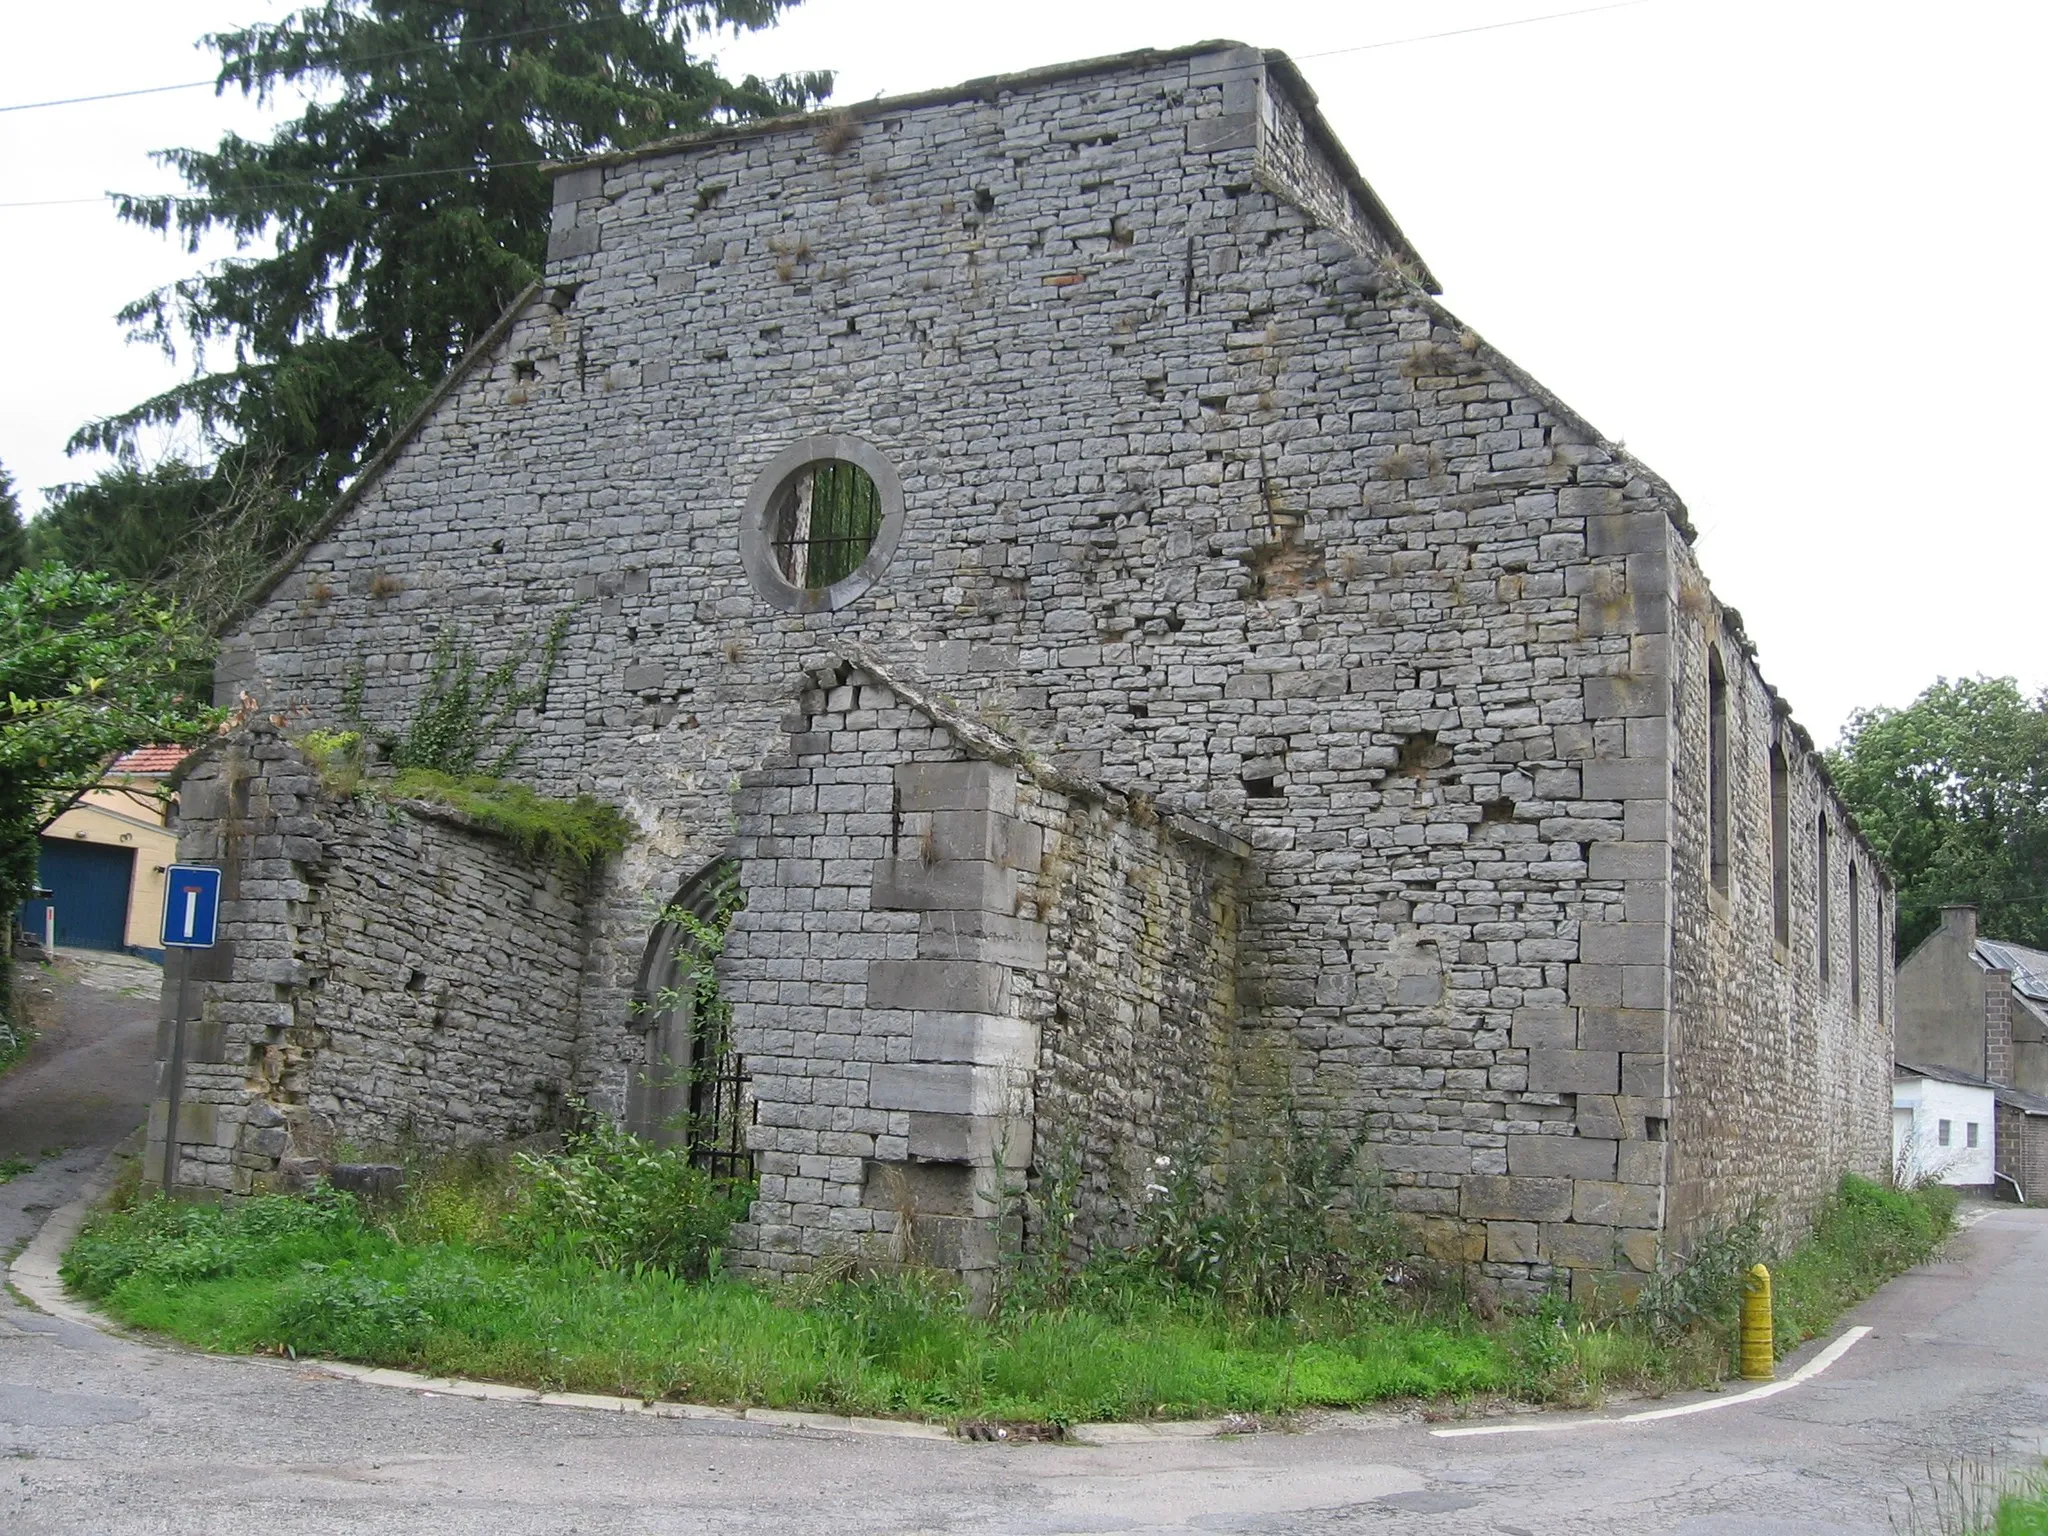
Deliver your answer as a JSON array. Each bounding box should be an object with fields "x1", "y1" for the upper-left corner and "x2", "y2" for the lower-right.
[
  {"x1": 1134, "y1": 1113, "x2": 1402, "y2": 1315},
  {"x1": 390, "y1": 611, "x2": 571, "y2": 775},
  {"x1": 292, "y1": 731, "x2": 630, "y2": 870},
  {"x1": 387, "y1": 769, "x2": 631, "y2": 868},
  {"x1": 1633, "y1": 1203, "x2": 1770, "y2": 1345}
]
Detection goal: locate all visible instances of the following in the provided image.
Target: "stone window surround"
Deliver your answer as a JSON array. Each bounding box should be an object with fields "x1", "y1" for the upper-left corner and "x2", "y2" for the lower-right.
[{"x1": 739, "y1": 435, "x2": 906, "y2": 613}]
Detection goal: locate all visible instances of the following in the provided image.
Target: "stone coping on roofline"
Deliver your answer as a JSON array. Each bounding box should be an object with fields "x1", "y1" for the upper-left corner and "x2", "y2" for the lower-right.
[{"x1": 538, "y1": 39, "x2": 1439, "y2": 294}]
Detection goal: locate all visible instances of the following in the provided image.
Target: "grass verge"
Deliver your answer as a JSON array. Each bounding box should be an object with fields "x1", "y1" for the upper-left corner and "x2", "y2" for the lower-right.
[
  {"x1": 1986, "y1": 1487, "x2": 2048, "y2": 1536},
  {"x1": 58, "y1": 1147, "x2": 1956, "y2": 1426}
]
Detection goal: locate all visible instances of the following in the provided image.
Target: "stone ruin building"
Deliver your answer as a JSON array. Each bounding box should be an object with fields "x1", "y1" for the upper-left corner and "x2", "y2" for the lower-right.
[{"x1": 146, "y1": 41, "x2": 1895, "y2": 1300}]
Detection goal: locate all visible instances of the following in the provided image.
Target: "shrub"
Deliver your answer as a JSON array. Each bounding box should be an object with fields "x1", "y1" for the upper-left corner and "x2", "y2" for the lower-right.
[
  {"x1": 1634, "y1": 1202, "x2": 1770, "y2": 1344},
  {"x1": 504, "y1": 1120, "x2": 750, "y2": 1277},
  {"x1": 1136, "y1": 1116, "x2": 1401, "y2": 1315}
]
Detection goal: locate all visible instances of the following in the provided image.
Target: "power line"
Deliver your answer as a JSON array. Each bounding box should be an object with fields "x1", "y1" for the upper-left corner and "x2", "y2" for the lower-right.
[
  {"x1": 1290, "y1": 0, "x2": 1659, "y2": 64},
  {"x1": 0, "y1": 79, "x2": 220, "y2": 114},
  {"x1": 0, "y1": 16, "x2": 714, "y2": 114},
  {"x1": 0, "y1": 0, "x2": 1662, "y2": 116},
  {"x1": 0, "y1": 0, "x2": 1665, "y2": 209}
]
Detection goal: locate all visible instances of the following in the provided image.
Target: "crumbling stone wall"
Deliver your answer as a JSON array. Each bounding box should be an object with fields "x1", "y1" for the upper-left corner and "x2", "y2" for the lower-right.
[
  {"x1": 145, "y1": 726, "x2": 590, "y2": 1195},
  {"x1": 722, "y1": 657, "x2": 1244, "y2": 1281},
  {"x1": 1014, "y1": 753, "x2": 1246, "y2": 1259}
]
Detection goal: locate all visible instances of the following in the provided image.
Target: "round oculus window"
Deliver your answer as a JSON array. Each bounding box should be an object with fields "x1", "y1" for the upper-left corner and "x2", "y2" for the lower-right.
[
  {"x1": 772, "y1": 460, "x2": 880, "y2": 590},
  {"x1": 740, "y1": 435, "x2": 905, "y2": 612}
]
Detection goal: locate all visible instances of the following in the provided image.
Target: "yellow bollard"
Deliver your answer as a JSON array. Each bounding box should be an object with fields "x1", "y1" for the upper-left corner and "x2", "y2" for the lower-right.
[{"x1": 1739, "y1": 1263, "x2": 1775, "y2": 1380}]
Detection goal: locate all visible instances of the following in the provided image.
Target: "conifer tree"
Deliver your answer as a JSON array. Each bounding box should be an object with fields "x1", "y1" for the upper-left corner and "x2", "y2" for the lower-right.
[
  {"x1": 0, "y1": 464, "x2": 25, "y2": 580},
  {"x1": 72, "y1": 1, "x2": 827, "y2": 517}
]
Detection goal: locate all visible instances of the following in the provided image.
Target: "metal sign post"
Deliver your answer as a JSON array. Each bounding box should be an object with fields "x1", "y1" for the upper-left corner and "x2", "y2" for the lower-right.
[{"x1": 159, "y1": 865, "x2": 222, "y2": 1192}]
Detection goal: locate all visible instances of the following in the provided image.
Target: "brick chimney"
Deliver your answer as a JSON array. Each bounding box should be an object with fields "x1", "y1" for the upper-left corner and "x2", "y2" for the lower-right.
[{"x1": 1986, "y1": 967, "x2": 2015, "y2": 1086}]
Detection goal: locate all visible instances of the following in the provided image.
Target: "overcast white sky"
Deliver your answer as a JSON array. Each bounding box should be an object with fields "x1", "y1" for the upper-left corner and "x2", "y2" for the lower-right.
[{"x1": 2, "y1": 0, "x2": 2041, "y2": 744}]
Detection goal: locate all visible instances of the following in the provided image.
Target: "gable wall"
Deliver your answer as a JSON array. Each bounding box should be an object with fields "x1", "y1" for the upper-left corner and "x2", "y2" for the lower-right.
[
  {"x1": 1897, "y1": 915, "x2": 1991, "y2": 1078},
  {"x1": 211, "y1": 44, "x2": 1882, "y2": 1283}
]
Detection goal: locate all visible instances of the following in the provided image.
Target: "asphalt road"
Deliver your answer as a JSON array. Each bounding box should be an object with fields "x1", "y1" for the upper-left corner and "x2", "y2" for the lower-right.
[
  {"x1": 0, "y1": 949, "x2": 160, "y2": 1260},
  {"x1": 3, "y1": 957, "x2": 2043, "y2": 1534}
]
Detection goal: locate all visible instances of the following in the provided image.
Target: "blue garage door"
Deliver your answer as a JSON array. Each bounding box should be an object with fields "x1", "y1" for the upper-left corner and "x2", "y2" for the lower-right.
[{"x1": 31, "y1": 838, "x2": 136, "y2": 951}]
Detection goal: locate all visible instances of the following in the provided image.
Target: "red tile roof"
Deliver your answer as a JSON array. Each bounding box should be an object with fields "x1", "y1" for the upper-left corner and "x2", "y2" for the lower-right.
[{"x1": 107, "y1": 745, "x2": 191, "y2": 776}]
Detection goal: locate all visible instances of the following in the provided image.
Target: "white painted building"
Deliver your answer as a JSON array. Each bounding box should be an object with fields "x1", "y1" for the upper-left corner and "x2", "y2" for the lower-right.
[{"x1": 1894, "y1": 1064, "x2": 1997, "y2": 1189}]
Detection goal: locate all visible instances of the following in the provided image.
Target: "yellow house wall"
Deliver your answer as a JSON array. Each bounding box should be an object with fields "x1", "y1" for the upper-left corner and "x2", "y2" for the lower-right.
[{"x1": 41, "y1": 799, "x2": 180, "y2": 951}]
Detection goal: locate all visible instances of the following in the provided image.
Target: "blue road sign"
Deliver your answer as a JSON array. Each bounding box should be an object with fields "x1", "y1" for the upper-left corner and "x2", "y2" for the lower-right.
[{"x1": 161, "y1": 864, "x2": 222, "y2": 949}]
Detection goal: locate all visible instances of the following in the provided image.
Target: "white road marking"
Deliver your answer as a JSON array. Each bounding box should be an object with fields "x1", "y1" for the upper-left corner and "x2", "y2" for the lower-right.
[{"x1": 1430, "y1": 1326, "x2": 1873, "y2": 1438}]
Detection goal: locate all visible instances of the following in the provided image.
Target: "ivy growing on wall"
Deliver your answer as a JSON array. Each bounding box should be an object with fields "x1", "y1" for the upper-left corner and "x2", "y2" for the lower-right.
[{"x1": 387, "y1": 610, "x2": 571, "y2": 775}]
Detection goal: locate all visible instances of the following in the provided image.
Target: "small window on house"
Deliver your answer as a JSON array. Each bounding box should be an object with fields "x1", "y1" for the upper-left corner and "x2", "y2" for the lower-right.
[
  {"x1": 1937, "y1": 1118, "x2": 1951, "y2": 1147},
  {"x1": 1817, "y1": 814, "x2": 1832, "y2": 984},
  {"x1": 770, "y1": 460, "x2": 882, "y2": 590},
  {"x1": 1708, "y1": 647, "x2": 1730, "y2": 896},
  {"x1": 1967, "y1": 1122, "x2": 1980, "y2": 1149},
  {"x1": 1769, "y1": 743, "x2": 1790, "y2": 946},
  {"x1": 1849, "y1": 859, "x2": 1862, "y2": 1013}
]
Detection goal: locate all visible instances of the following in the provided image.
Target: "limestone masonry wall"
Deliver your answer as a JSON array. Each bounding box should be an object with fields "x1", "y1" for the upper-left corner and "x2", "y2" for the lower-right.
[
  {"x1": 181, "y1": 42, "x2": 1897, "y2": 1285},
  {"x1": 1664, "y1": 532, "x2": 1893, "y2": 1251},
  {"x1": 723, "y1": 657, "x2": 1244, "y2": 1279},
  {"x1": 1015, "y1": 751, "x2": 1245, "y2": 1260},
  {"x1": 147, "y1": 727, "x2": 591, "y2": 1195}
]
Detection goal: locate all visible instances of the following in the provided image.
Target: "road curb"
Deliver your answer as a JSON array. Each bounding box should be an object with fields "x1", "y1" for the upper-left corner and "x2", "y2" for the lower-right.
[{"x1": 8, "y1": 1146, "x2": 127, "y2": 1329}]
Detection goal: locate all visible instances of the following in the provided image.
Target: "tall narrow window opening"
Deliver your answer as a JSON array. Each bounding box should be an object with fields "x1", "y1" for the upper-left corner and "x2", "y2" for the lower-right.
[
  {"x1": 1848, "y1": 859, "x2": 1862, "y2": 1014},
  {"x1": 1817, "y1": 813, "x2": 1832, "y2": 984},
  {"x1": 628, "y1": 859, "x2": 752, "y2": 1176},
  {"x1": 1769, "y1": 743, "x2": 1790, "y2": 946},
  {"x1": 1708, "y1": 647, "x2": 1730, "y2": 896}
]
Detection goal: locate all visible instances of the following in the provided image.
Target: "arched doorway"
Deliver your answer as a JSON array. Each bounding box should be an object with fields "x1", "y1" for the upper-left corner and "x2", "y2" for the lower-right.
[{"x1": 625, "y1": 859, "x2": 750, "y2": 1174}]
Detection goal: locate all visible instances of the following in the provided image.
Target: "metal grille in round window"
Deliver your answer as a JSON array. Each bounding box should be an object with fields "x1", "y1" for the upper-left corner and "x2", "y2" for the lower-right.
[
  {"x1": 740, "y1": 434, "x2": 906, "y2": 613},
  {"x1": 771, "y1": 461, "x2": 881, "y2": 590}
]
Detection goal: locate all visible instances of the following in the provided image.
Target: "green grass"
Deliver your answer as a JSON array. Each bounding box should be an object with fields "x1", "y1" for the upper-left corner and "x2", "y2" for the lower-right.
[
  {"x1": 62, "y1": 1189, "x2": 1510, "y2": 1421},
  {"x1": 384, "y1": 768, "x2": 632, "y2": 867},
  {"x1": 1987, "y1": 1487, "x2": 2048, "y2": 1536},
  {"x1": 1771, "y1": 1175, "x2": 1957, "y2": 1352},
  {"x1": 57, "y1": 1154, "x2": 1958, "y2": 1427},
  {"x1": 296, "y1": 729, "x2": 632, "y2": 868}
]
